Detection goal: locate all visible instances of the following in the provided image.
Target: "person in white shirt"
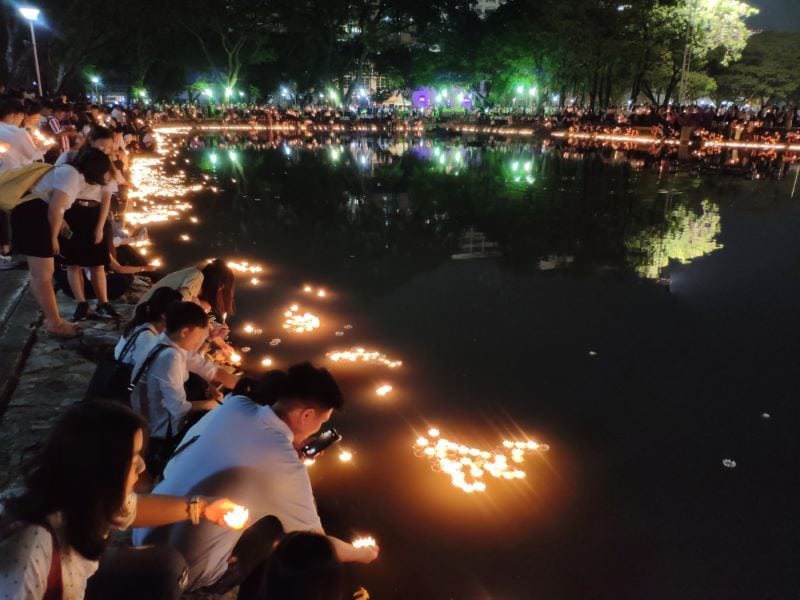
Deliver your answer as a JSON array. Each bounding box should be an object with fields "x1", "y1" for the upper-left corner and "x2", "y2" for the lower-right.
[
  {"x1": 55, "y1": 127, "x2": 123, "y2": 321},
  {"x1": 0, "y1": 401, "x2": 243, "y2": 600},
  {"x1": 116, "y1": 288, "x2": 239, "y2": 389},
  {"x1": 129, "y1": 302, "x2": 228, "y2": 473},
  {"x1": 134, "y1": 363, "x2": 379, "y2": 597},
  {"x1": 9, "y1": 148, "x2": 112, "y2": 338},
  {"x1": 0, "y1": 99, "x2": 43, "y2": 172}
]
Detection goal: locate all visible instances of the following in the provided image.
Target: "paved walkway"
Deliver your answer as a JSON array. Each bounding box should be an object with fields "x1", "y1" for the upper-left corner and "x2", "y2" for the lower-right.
[{"x1": 0, "y1": 272, "x2": 148, "y2": 489}]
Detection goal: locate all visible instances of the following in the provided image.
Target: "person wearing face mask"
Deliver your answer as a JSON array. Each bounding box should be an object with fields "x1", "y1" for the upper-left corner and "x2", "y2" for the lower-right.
[
  {"x1": 55, "y1": 126, "x2": 120, "y2": 321},
  {"x1": 0, "y1": 401, "x2": 244, "y2": 600},
  {"x1": 129, "y1": 302, "x2": 227, "y2": 475}
]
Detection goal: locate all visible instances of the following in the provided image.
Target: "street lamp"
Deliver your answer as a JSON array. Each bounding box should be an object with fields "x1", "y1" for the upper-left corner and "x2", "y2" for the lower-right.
[
  {"x1": 90, "y1": 76, "x2": 100, "y2": 102},
  {"x1": 18, "y1": 7, "x2": 43, "y2": 97}
]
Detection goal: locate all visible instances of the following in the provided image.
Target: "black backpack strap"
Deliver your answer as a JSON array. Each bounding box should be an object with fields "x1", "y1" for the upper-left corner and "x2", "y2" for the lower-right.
[
  {"x1": 118, "y1": 324, "x2": 156, "y2": 363},
  {"x1": 129, "y1": 343, "x2": 172, "y2": 390}
]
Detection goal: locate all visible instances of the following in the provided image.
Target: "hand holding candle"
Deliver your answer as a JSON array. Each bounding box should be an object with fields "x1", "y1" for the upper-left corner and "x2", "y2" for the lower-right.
[
  {"x1": 202, "y1": 498, "x2": 250, "y2": 529},
  {"x1": 351, "y1": 536, "x2": 380, "y2": 563}
]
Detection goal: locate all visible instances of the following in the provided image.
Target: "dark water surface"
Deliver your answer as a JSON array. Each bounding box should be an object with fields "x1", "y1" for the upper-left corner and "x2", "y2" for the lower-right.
[{"x1": 151, "y1": 135, "x2": 799, "y2": 600}]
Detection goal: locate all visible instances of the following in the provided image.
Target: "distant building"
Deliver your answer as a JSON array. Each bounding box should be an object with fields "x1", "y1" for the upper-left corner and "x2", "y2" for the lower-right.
[{"x1": 474, "y1": 0, "x2": 505, "y2": 18}]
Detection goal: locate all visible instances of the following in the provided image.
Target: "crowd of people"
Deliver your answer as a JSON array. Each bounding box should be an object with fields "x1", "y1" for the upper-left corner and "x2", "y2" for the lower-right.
[{"x1": 0, "y1": 92, "x2": 379, "y2": 599}]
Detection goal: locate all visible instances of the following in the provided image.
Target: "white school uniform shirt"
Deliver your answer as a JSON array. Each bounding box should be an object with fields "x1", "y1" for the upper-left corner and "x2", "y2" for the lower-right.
[
  {"x1": 114, "y1": 324, "x2": 218, "y2": 379},
  {"x1": 54, "y1": 152, "x2": 114, "y2": 201},
  {"x1": 0, "y1": 493, "x2": 137, "y2": 600},
  {"x1": 129, "y1": 333, "x2": 195, "y2": 439},
  {"x1": 133, "y1": 398, "x2": 323, "y2": 590},
  {"x1": 0, "y1": 122, "x2": 43, "y2": 172},
  {"x1": 29, "y1": 165, "x2": 84, "y2": 209}
]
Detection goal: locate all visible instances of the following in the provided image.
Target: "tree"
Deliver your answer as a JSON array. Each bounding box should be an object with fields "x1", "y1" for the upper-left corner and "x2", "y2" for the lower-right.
[{"x1": 714, "y1": 32, "x2": 800, "y2": 105}]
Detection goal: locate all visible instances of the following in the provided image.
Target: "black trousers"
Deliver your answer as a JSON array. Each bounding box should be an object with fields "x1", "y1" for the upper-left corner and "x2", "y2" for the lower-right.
[
  {"x1": 200, "y1": 515, "x2": 284, "y2": 599},
  {"x1": 85, "y1": 545, "x2": 187, "y2": 600}
]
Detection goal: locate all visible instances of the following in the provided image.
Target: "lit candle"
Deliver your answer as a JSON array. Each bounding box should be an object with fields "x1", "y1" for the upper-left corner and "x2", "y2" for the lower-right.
[
  {"x1": 352, "y1": 536, "x2": 377, "y2": 549},
  {"x1": 261, "y1": 357, "x2": 273, "y2": 367},
  {"x1": 375, "y1": 384, "x2": 392, "y2": 397},
  {"x1": 339, "y1": 450, "x2": 353, "y2": 462},
  {"x1": 223, "y1": 505, "x2": 249, "y2": 530}
]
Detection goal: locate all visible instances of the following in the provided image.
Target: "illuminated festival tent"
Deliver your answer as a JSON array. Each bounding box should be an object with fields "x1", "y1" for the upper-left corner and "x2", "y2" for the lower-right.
[{"x1": 381, "y1": 95, "x2": 411, "y2": 108}]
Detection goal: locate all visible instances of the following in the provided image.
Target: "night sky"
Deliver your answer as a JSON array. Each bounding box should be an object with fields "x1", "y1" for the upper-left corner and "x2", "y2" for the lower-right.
[{"x1": 748, "y1": 0, "x2": 800, "y2": 32}]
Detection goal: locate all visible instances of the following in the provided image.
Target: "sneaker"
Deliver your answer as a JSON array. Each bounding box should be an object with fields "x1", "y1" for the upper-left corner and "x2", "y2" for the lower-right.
[
  {"x1": 95, "y1": 302, "x2": 120, "y2": 319},
  {"x1": 0, "y1": 255, "x2": 19, "y2": 270},
  {"x1": 72, "y1": 302, "x2": 90, "y2": 322}
]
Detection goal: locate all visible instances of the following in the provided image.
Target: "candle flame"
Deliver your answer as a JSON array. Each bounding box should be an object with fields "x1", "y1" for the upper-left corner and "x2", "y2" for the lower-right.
[
  {"x1": 413, "y1": 429, "x2": 547, "y2": 494},
  {"x1": 375, "y1": 384, "x2": 393, "y2": 397},
  {"x1": 223, "y1": 506, "x2": 249, "y2": 530},
  {"x1": 326, "y1": 347, "x2": 402, "y2": 369},
  {"x1": 352, "y1": 536, "x2": 377, "y2": 549}
]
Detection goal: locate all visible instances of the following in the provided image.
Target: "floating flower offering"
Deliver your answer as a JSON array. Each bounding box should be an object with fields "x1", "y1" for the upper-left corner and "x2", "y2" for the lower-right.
[
  {"x1": 302, "y1": 284, "x2": 328, "y2": 298},
  {"x1": 227, "y1": 261, "x2": 264, "y2": 274},
  {"x1": 352, "y1": 536, "x2": 377, "y2": 549},
  {"x1": 125, "y1": 156, "x2": 199, "y2": 225},
  {"x1": 375, "y1": 384, "x2": 393, "y2": 397},
  {"x1": 223, "y1": 505, "x2": 250, "y2": 530},
  {"x1": 260, "y1": 357, "x2": 273, "y2": 367},
  {"x1": 282, "y1": 305, "x2": 321, "y2": 333},
  {"x1": 326, "y1": 348, "x2": 402, "y2": 369},
  {"x1": 180, "y1": 234, "x2": 191, "y2": 241},
  {"x1": 413, "y1": 428, "x2": 548, "y2": 494},
  {"x1": 242, "y1": 323, "x2": 263, "y2": 335}
]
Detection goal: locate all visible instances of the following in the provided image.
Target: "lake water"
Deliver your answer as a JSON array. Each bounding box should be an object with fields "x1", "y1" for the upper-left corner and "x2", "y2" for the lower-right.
[{"x1": 147, "y1": 132, "x2": 799, "y2": 600}]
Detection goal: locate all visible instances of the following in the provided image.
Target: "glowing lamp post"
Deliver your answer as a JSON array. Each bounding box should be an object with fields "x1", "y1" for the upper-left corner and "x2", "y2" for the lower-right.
[
  {"x1": 19, "y1": 7, "x2": 43, "y2": 97},
  {"x1": 90, "y1": 76, "x2": 100, "y2": 102}
]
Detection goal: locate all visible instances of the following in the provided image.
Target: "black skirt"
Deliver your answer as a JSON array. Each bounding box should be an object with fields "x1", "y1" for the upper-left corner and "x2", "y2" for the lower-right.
[
  {"x1": 61, "y1": 202, "x2": 110, "y2": 267},
  {"x1": 10, "y1": 199, "x2": 54, "y2": 258}
]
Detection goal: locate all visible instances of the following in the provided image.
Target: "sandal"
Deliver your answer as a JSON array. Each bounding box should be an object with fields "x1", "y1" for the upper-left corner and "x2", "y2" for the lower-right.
[{"x1": 45, "y1": 321, "x2": 82, "y2": 339}]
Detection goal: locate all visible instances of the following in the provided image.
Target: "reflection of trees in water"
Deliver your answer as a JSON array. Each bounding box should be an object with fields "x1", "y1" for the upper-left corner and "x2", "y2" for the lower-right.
[
  {"x1": 193, "y1": 137, "x2": 723, "y2": 288},
  {"x1": 624, "y1": 200, "x2": 722, "y2": 279}
]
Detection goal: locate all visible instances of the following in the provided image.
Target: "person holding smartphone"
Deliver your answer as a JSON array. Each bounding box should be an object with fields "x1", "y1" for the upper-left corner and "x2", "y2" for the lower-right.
[{"x1": 133, "y1": 363, "x2": 379, "y2": 599}]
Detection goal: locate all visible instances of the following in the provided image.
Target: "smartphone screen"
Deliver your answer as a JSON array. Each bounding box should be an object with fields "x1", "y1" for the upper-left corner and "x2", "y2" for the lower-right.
[{"x1": 301, "y1": 428, "x2": 342, "y2": 458}]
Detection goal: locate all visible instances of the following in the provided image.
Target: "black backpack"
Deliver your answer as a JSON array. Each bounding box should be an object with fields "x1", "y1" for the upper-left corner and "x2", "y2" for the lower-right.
[{"x1": 83, "y1": 326, "x2": 155, "y2": 404}]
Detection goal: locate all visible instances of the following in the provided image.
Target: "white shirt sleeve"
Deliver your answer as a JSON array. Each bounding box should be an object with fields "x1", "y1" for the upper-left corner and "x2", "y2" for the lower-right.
[
  {"x1": 0, "y1": 524, "x2": 52, "y2": 600},
  {"x1": 11, "y1": 128, "x2": 42, "y2": 164},
  {"x1": 151, "y1": 349, "x2": 192, "y2": 430},
  {"x1": 185, "y1": 351, "x2": 218, "y2": 382}
]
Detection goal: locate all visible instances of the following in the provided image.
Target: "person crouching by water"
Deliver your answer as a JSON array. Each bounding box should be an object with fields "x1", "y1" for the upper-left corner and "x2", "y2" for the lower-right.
[
  {"x1": 117, "y1": 288, "x2": 239, "y2": 401},
  {"x1": 137, "y1": 258, "x2": 237, "y2": 358},
  {"x1": 9, "y1": 147, "x2": 111, "y2": 339},
  {"x1": 129, "y1": 301, "x2": 238, "y2": 476},
  {"x1": 0, "y1": 401, "x2": 246, "y2": 600},
  {"x1": 133, "y1": 363, "x2": 379, "y2": 599}
]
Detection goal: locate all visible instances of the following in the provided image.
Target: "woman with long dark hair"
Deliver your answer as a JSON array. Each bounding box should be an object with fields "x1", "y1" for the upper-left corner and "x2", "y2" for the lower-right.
[
  {"x1": 0, "y1": 401, "x2": 244, "y2": 599},
  {"x1": 137, "y1": 258, "x2": 237, "y2": 356},
  {"x1": 138, "y1": 258, "x2": 235, "y2": 320}
]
